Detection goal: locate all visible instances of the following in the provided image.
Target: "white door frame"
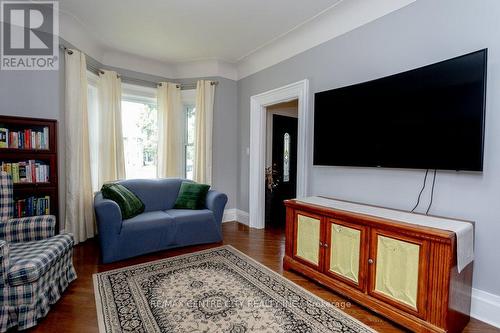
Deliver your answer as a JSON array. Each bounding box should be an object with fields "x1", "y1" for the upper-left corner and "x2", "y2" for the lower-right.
[{"x1": 249, "y1": 79, "x2": 310, "y2": 229}]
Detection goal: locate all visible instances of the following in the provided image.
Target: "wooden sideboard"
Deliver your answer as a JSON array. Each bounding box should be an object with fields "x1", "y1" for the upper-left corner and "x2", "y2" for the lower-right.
[{"x1": 283, "y1": 197, "x2": 473, "y2": 333}]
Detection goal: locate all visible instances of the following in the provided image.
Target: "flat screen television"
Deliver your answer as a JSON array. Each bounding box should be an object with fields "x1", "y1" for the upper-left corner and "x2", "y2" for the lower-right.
[{"x1": 313, "y1": 49, "x2": 487, "y2": 171}]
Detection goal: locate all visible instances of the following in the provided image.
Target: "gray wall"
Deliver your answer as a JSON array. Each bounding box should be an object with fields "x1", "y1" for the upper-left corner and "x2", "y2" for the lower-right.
[
  {"x1": 213, "y1": 78, "x2": 238, "y2": 209},
  {"x1": 0, "y1": 71, "x2": 60, "y2": 117},
  {"x1": 237, "y1": 0, "x2": 500, "y2": 296}
]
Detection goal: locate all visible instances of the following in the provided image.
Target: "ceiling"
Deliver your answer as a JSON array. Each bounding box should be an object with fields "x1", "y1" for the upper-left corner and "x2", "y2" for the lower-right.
[{"x1": 59, "y1": 0, "x2": 342, "y2": 64}]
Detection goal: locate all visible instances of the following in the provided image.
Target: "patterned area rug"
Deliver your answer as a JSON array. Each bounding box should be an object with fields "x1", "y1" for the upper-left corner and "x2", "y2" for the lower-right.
[{"x1": 93, "y1": 246, "x2": 375, "y2": 333}]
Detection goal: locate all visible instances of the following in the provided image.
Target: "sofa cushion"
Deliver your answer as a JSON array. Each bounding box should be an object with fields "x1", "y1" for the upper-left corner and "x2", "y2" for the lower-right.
[
  {"x1": 174, "y1": 182, "x2": 210, "y2": 209},
  {"x1": 121, "y1": 211, "x2": 174, "y2": 233},
  {"x1": 8, "y1": 233, "x2": 74, "y2": 286},
  {"x1": 119, "y1": 211, "x2": 177, "y2": 256},
  {"x1": 101, "y1": 183, "x2": 145, "y2": 219},
  {"x1": 115, "y1": 179, "x2": 184, "y2": 212},
  {"x1": 165, "y1": 209, "x2": 215, "y2": 223},
  {"x1": 165, "y1": 209, "x2": 219, "y2": 245}
]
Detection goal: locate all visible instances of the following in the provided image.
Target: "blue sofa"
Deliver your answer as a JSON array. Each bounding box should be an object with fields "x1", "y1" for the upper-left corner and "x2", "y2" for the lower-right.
[{"x1": 94, "y1": 178, "x2": 228, "y2": 263}]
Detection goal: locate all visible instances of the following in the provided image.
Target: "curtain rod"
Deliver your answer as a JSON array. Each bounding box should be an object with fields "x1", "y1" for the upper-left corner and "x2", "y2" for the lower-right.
[{"x1": 61, "y1": 46, "x2": 218, "y2": 90}]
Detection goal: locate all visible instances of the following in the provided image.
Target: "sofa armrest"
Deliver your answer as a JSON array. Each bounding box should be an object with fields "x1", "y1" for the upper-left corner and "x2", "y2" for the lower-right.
[
  {"x1": 94, "y1": 192, "x2": 123, "y2": 236},
  {"x1": 205, "y1": 190, "x2": 228, "y2": 225},
  {"x1": 0, "y1": 215, "x2": 56, "y2": 243},
  {"x1": 0, "y1": 240, "x2": 9, "y2": 287}
]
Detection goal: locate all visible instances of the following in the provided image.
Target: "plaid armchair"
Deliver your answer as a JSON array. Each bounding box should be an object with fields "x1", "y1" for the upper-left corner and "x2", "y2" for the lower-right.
[{"x1": 0, "y1": 172, "x2": 76, "y2": 332}]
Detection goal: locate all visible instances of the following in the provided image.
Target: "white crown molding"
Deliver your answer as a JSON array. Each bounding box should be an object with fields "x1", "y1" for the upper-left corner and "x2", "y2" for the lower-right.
[
  {"x1": 237, "y1": 0, "x2": 416, "y2": 79},
  {"x1": 100, "y1": 50, "x2": 176, "y2": 78},
  {"x1": 174, "y1": 59, "x2": 238, "y2": 81}
]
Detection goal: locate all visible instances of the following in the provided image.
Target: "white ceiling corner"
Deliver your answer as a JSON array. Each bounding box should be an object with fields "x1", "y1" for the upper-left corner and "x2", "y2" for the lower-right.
[
  {"x1": 58, "y1": 0, "x2": 416, "y2": 81},
  {"x1": 58, "y1": 9, "x2": 104, "y2": 61},
  {"x1": 236, "y1": 0, "x2": 417, "y2": 79}
]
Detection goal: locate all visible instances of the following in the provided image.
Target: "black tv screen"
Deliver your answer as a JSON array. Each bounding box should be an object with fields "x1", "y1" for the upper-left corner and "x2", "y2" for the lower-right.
[{"x1": 313, "y1": 49, "x2": 487, "y2": 171}]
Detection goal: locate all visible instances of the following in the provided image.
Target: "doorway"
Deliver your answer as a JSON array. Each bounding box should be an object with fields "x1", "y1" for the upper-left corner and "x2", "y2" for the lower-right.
[
  {"x1": 249, "y1": 79, "x2": 310, "y2": 229},
  {"x1": 265, "y1": 101, "x2": 298, "y2": 229}
]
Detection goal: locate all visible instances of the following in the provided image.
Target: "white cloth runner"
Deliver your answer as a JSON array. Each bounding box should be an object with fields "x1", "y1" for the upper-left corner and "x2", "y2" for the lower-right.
[{"x1": 296, "y1": 196, "x2": 474, "y2": 272}]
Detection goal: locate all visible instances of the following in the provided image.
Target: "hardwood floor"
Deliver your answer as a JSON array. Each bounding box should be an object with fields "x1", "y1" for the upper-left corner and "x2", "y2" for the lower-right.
[{"x1": 27, "y1": 222, "x2": 498, "y2": 332}]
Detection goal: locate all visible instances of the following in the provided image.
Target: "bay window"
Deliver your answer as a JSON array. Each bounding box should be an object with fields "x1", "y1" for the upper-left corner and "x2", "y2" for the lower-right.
[{"x1": 87, "y1": 77, "x2": 196, "y2": 184}]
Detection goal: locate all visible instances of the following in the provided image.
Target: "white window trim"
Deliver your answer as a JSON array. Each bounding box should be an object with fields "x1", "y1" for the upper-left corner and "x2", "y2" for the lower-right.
[
  {"x1": 87, "y1": 70, "x2": 99, "y2": 87},
  {"x1": 120, "y1": 83, "x2": 159, "y2": 179},
  {"x1": 87, "y1": 72, "x2": 100, "y2": 192},
  {"x1": 181, "y1": 89, "x2": 196, "y2": 106},
  {"x1": 181, "y1": 89, "x2": 196, "y2": 179},
  {"x1": 122, "y1": 83, "x2": 157, "y2": 106}
]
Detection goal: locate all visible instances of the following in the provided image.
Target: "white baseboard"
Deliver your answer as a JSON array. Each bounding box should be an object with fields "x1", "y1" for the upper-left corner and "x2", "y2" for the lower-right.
[
  {"x1": 471, "y1": 288, "x2": 500, "y2": 328},
  {"x1": 236, "y1": 209, "x2": 249, "y2": 225},
  {"x1": 222, "y1": 209, "x2": 249, "y2": 225},
  {"x1": 222, "y1": 209, "x2": 237, "y2": 222}
]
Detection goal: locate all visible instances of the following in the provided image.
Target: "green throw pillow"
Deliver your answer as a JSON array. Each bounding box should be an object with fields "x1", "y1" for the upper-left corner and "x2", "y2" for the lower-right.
[
  {"x1": 101, "y1": 183, "x2": 145, "y2": 219},
  {"x1": 174, "y1": 182, "x2": 210, "y2": 210}
]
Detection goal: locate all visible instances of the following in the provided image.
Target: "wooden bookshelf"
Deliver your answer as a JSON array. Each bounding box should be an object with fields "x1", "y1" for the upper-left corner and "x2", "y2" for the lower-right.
[{"x1": 0, "y1": 115, "x2": 59, "y2": 230}]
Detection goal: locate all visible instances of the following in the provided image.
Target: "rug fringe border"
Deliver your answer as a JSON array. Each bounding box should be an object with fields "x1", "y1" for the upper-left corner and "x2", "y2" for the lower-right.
[{"x1": 93, "y1": 273, "x2": 107, "y2": 333}]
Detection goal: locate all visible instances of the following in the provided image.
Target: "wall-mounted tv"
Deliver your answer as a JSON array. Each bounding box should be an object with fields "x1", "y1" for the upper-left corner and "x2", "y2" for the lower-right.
[{"x1": 313, "y1": 49, "x2": 487, "y2": 171}]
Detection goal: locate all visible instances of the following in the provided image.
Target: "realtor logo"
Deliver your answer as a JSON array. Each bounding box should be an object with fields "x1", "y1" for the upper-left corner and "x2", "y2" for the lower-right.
[{"x1": 1, "y1": 1, "x2": 59, "y2": 70}]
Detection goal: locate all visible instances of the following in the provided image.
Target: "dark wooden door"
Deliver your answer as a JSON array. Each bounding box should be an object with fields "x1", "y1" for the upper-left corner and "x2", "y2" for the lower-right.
[{"x1": 267, "y1": 115, "x2": 298, "y2": 228}]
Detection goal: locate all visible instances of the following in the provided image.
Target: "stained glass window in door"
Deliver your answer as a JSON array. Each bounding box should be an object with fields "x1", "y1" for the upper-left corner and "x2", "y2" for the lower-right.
[{"x1": 283, "y1": 133, "x2": 290, "y2": 182}]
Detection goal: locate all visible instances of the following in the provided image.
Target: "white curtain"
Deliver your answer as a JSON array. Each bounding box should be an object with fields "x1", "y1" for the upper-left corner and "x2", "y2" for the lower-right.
[
  {"x1": 193, "y1": 80, "x2": 216, "y2": 184},
  {"x1": 157, "y1": 82, "x2": 183, "y2": 178},
  {"x1": 97, "y1": 70, "x2": 125, "y2": 187},
  {"x1": 64, "y1": 49, "x2": 95, "y2": 244}
]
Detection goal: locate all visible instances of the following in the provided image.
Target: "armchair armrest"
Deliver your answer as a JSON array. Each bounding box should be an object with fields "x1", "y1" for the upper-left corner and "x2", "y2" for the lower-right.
[
  {"x1": 0, "y1": 215, "x2": 56, "y2": 243},
  {"x1": 205, "y1": 190, "x2": 228, "y2": 225},
  {"x1": 94, "y1": 192, "x2": 123, "y2": 236},
  {"x1": 0, "y1": 240, "x2": 8, "y2": 287}
]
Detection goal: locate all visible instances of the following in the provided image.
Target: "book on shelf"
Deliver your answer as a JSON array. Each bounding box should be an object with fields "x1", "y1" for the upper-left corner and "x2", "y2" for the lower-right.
[
  {"x1": 0, "y1": 127, "x2": 49, "y2": 150},
  {"x1": 1, "y1": 160, "x2": 50, "y2": 183},
  {"x1": 0, "y1": 128, "x2": 7, "y2": 148},
  {"x1": 14, "y1": 196, "x2": 50, "y2": 218}
]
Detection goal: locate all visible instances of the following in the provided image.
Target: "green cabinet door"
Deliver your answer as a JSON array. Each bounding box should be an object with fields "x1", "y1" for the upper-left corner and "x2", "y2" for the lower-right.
[
  {"x1": 294, "y1": 213, "x2": 321, "y2": 267},
  {"x1": 374, "y1": 235, "x2": 420, "y2": 310},
  {"x1": 327, "y1": 223, "x2": 361, "y2": 284}
]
